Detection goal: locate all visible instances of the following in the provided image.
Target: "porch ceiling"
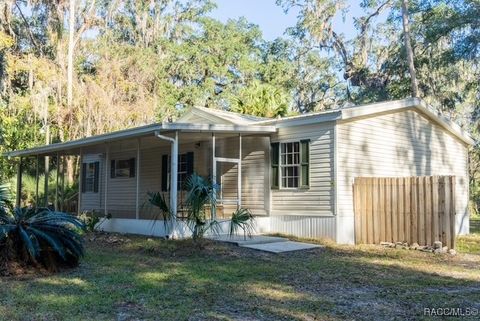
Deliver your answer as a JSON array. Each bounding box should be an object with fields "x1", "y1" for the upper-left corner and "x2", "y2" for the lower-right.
[{"x1": 4, "y1": 122, "x2": 276, "y2": 157}]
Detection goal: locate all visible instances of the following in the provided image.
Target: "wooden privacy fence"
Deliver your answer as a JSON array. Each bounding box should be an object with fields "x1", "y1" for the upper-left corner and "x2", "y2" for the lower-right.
[{"x1": 353, "y1": 176, "x2": 456, "y2": 248}]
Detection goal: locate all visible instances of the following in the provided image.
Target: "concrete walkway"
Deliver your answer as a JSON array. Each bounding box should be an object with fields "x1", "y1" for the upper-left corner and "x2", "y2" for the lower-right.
[{"x1": 208, "y1": 234, "x2": 323, "y2": 253}]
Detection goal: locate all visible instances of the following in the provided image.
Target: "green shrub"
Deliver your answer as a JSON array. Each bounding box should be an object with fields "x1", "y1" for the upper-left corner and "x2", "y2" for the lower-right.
[
  {"x1": 0, "y1": 185, "x2": 85, "y2": 271},
  {"x1": 79, "y1": 211, "x2": 101, "y2": 232},
  {"x1": 229, "y1": 208, "x2": 255, "y2": 239},
  {"x1": 184, "y1": 173, "x2": 220, "y2": 240}
]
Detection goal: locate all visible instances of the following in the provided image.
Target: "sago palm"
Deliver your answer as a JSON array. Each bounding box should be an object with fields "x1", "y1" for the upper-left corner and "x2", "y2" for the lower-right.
[{"x1": 0, "y1": 186, "x2": 85, "y2": 270}]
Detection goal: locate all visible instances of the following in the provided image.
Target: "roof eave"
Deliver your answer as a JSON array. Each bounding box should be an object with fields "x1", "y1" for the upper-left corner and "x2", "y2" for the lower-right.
[
  {"x1": 340, "y1": 97, "x2": 474, "y2": 145},
  {"x1": 4, "y1": 123, "x2": 277, "y2": 158}
]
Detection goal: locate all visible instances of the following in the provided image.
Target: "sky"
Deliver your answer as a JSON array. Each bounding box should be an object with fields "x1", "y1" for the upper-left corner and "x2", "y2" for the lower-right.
[{"x1": 209, "y1": 0, "x2": 366, "y2": 41}]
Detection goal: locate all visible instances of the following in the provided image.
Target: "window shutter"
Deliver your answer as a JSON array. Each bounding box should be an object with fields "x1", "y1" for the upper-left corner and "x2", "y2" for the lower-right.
[
  {"x1": 81, "y1": 163, "x2": 87, "y2": 193},
  {"x1": 93, "y1": 162, "x2": 100, "y2": 193},
  {"x1": 110, "y1": 160, "x2": 115, "y2": 178},
  {"x1": 271, "y1": 143, "x2": 279, "y2": 189},
  {"x1": 161, "y1": 154, "x2": 168, "y2": 191},
  {"x1": 300, "y1": 139, "x2": 310, "y2": 188},
  {"x1": 129, "y1": 158, "x2": 136, "y2": 178}
]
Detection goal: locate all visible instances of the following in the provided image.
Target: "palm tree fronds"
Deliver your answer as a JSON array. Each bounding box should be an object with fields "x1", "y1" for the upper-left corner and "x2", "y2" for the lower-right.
[{"x1": 229, "y1": 208, "x2": 256, "y2": 240}]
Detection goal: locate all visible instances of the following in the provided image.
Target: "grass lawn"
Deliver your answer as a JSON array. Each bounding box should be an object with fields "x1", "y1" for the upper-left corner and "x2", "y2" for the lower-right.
[{"x1": 1, "y1": 225, "x2": 479, "y2": 321}]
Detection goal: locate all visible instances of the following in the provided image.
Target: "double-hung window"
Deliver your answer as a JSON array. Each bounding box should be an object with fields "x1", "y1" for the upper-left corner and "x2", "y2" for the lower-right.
[
  {"x1": 280, "y1": 142, "x2": 300, "y2": 188},
  {"x1": 271, "y1": 140, "x2": 310, "y2": 189}
]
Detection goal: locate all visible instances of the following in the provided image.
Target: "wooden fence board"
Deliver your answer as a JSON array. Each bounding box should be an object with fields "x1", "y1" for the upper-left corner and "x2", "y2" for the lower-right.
[
  {"x1": 398, "y1": 177, "x2": 405, "y2": 242},
  {"x1": 450, "y1": 177, "x2": 456, "y2": 249},
  {"x1": 432, "y1": 176, "x2": 439, "y2": 242},
  {"x1": 405, "y1": 177, "x2": 411, "y2": 244},
  {"x1": 361, "y1": 178, "x2": 368, "y2": 244},
  {"x1": 373, "y1": 178, "x2": 380, "y2": 244},
  {"x1": 366, "y1": 178, "x2": 373, "y2": 244},
  {"x1": 379, "y1": 178, "x2": 386, "y2": 243},
  {"x1": 353, "y1": 175, "x2": 456, "y2": 248},
  {"x1": 391, "y1": 178, "x2": 398, "y2": 242},
  {"x1": 411, "y1": 177, "x2": 418, "y2": 245},
  {"x1": 385, "y1": 178, "x2": 392, "y2": 242},
  {"x1": 425, "y1": 177, "x2": 432, "y2": 245}
]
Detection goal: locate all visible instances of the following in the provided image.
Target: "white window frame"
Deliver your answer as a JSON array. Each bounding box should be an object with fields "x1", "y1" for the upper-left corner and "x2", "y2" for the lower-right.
[{"x1": 280, "y1": 141, "x2": 300, "y2": 189}]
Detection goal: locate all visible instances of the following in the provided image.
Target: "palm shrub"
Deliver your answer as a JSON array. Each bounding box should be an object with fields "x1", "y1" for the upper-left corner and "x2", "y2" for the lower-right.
[
  {"x1": 146, "y1": 191, "x2": 173, "y2": 232},
  {"x1": 147, "y1": 173, "x2": 256, "y2": 242},
  {"x1": 229, "y1": 208, "x2": 255, "y2": 240},
  {"x1": 0, "y1": 185, "x2": 85, "y2": 271},
  {"x1": 184, "y1": 173, "x2": 220, "y2": 240}
]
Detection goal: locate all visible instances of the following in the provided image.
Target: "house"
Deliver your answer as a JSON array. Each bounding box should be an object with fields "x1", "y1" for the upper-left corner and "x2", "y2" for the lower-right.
[{"x1": 7, "y1": 98, "x2": 473, "y2": 244}]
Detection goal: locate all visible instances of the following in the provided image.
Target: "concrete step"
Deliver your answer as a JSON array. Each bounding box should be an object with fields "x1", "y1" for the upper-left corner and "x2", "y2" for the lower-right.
[
  {"x1": 241, "y1": 241, "x2": 322, "y2": 253},
  {"x1": 208, "y1": 234, "x2": 289, "y2": 246}
]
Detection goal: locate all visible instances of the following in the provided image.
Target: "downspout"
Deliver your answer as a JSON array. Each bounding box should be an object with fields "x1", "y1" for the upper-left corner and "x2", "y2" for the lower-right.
[{"x1": 154, "y1": 131, "x2": 178, "y2": 238}]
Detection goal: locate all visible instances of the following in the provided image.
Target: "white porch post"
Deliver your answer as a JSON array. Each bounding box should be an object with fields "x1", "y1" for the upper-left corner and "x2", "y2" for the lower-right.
[
  {"x1": 55, "y1": 152, "x2": 60, "y2": 210},
  {"x1": 35, "y1": 155, "x2": 39, "y2": 208},
  {"x1": 170, "y1": 131, "x2": 179, "y2": 222},
  {"x1": 238, "y1": 134, "x2": 242, "y2": 208},
  {"x1": 104, "y1": 145, "x2": 109, "y2": 217},
  {"x1": 78, "y1": 149, "x2": 83, "y2": 215},
  {"x1": 44, "y1": 155, "x2": 49, "y2": 207},
  {"x1": 135, "y1": 138, "x2": 141, "y2": 219},
  {"x1": 60, "y1": 155, "x2": 65, "y2": 211},
  {"x1": 15, "y1": 157, "x2": 22, "y2": 208},
  {"x1": 211, "y1": 133, "x2": 217, "y2": 220}
]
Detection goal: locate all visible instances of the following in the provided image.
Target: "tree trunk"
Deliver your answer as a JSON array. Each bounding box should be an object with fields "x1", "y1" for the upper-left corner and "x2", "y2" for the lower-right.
[
  {"x1": 401, "y1": 0, "x2": 419, "y2": 97},
  {"x1": 66, "y1": 156, "x2": 75, "y2": 186},
  {"x1": 67, "y1": 0, "x2": 75, "y2": 112}
]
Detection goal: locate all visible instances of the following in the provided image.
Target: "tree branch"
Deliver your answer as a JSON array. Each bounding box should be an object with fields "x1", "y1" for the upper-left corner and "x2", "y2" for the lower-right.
[
  {"x1": 73, "y1": 0, "x2": 96, "y2": 48},
  {"x1": 15, "y1": 2, "x2": 40, "y2": 50}
]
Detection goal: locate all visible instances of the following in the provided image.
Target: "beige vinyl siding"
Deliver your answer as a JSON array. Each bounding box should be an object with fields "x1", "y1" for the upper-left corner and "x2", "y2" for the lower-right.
[
  {"x1": 336, "y1": 109, "x2": 469, "y2": 244},
  {"x1": 270, "y1": 122, "x2": 335, "y2": 216},
  {"x1": 80, "y1": 154, "x2": 103, "y2": 212}
]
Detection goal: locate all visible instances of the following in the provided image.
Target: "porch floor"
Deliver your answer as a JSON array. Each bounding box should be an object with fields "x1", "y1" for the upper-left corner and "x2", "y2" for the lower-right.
[{"x1": 208, "y1": 235, "x2": 323, "y2": 253}]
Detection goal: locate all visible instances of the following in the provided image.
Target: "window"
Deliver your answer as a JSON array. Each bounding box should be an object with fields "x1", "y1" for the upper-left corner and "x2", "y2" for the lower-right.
[
  {"x1": 177, "y1": 153, "x2": 189, "y2": 189},
  {"x1": 81, "y1": 162, "x2": 99, "y2": 193},
  {"x1": 110, "y1": 158, "x2": 135, "y2": 178},
  {"x1": 281, "y1": 142, "x2": 300, "y2": 188},
  {"x1": 162, "y1": 152, "x2": 194, "y2": 191},
  {"x1": 271, "y1": 140, "x2": 310, "y2": 189}
]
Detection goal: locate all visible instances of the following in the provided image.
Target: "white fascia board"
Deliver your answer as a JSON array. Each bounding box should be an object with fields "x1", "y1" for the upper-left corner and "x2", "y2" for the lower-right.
[
  {"x1": 339, "y1": 98, "x2": 419, "y2": 120},
  {"x1": 414, "y1": 100, "x2": 475, "y2": 146},
  {"x1": 262, "y1": 97, "x2": 473, "y2": 145},
  {"x1": 177, "y1": 108, "x2": 232, "y2": 125},
  {"x1": 161, "y1": 122, "x2": 277, "y2": 133},
  {"x1": 5, "y1": 123, "x2": 163, "y2": 157},
  {"x1": 256, "y1": 110, "x2": 342, "y2": 127},
  {"x1": 340, "y1": 97, "x2": 474, "y2": 145},
  {"x1": 5, "y1": 122, "x2": 276, "y2": 157}
]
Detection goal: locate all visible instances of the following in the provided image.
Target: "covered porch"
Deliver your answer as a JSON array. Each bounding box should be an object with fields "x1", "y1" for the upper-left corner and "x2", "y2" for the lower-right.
[{"x1": 8, "y1": 123, "x2": 275, "y2": 233}]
